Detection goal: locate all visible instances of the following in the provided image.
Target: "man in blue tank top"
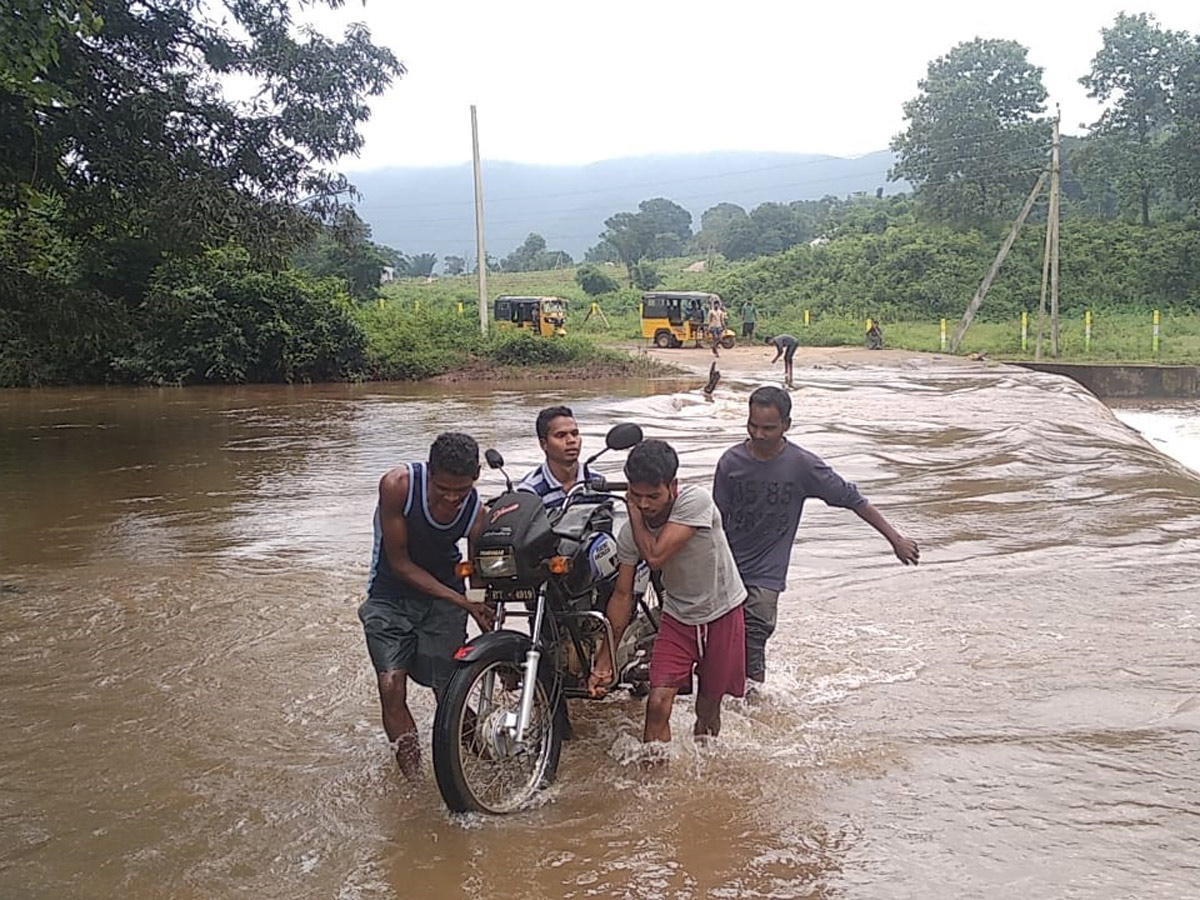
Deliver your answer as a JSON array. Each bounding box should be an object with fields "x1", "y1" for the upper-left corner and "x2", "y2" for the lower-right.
[
  {"x1": 713, "y1": 386, "x2": 919, "y2": 691},
  {"x1": 360, "y1": 432, "x2": 493, "y2": 780}
]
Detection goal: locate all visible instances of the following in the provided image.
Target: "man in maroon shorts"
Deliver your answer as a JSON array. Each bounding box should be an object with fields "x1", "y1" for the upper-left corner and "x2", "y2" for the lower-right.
[{"x1": 589, "y1": 439, "x2": 747, "y2": 743}]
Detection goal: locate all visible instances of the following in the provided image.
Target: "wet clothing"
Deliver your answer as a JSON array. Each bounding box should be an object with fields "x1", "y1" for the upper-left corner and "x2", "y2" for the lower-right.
[
  {"x1": 712, "y1": 440, "x2": 866, "y2": 592},
  {"x1": 516, "y1": 461, "x2": 596, "y2": 512},
  {"x1": 650, "y1": 604, "x2": 746, "y2": 700},
  {"x1": 616, "y1": 485, "x2": 746, "y2": 626},
  {"x1": 713, "y1": 440, "x2": 867, "y2": 682},
  {"x1": 772, "y1": 334, "x2": 798, "y2": 363},
  {"x1": 361, "y1": 462, "x2": 481, "y2": 688},
  {"x1": 742, "y1": 585, "x2": 780, "y2": 683}
]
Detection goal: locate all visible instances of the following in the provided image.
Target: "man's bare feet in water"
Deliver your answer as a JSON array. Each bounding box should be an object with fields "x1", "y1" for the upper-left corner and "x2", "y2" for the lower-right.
[{"x1": 394, "y1": 733, "x2": 421, "y2": 781}]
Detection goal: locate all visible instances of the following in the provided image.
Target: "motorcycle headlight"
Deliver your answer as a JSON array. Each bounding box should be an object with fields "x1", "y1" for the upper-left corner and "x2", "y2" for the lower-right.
[{"x1": 475, "y1": 549, "x2": 517, "y2": 578}]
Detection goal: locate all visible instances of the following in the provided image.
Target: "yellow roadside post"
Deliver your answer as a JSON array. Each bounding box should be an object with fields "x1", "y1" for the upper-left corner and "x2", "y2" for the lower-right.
[
  {"x1": 1085, "y1": 310, "x2": 1092, "y2": 354},
  {"x1": 1021, "y1": 311, "x2": 1028, "y2": 352},
  {"x1": 940, "y1": 318, "x2": 947, "y2": 352},
  {"x1": 1153, "y1": 309, "x2": 1160, "y2": 354}
]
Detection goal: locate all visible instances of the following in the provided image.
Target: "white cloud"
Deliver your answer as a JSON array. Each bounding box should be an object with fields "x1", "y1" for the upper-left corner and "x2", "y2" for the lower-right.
[{"x1": 301, "y1": 0, "x2": 1199, "y2": 170}]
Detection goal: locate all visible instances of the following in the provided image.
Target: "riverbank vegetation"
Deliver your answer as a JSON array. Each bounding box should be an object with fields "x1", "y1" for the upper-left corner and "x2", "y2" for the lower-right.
[{"x1": 4, "y1": 6, "x2": 1199, "y2": 386}]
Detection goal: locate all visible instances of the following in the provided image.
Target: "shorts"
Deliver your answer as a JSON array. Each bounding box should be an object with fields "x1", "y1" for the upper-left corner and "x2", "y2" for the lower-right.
[
  {"x1": 649, "y1": 604, "x2": 746, "y2": 700},
  {"x1": 358, "y1": 593, "x2": 468, "y2": 690},
  {"x1": 710, "y1": 327, "x2": 725, "y2": 343},
  {"x1": 742, "y1": 322, "x2": 755, "y2": 337}
]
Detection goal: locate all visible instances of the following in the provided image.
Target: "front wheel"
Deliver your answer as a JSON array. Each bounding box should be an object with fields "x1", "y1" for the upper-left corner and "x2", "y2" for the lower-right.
[
  {"x1": 432, "y1": 650, "x2": 563, "y2": 814},
  {"x1": 720, "y1": 333, "x2": 735, "y2": 350}
]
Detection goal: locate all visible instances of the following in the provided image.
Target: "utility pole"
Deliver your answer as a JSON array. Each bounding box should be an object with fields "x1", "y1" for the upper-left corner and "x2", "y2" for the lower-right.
[
  {"x1": 1049, "y1": 108, "x2": 1061, "y2": 357},
  {"x1": 949, "y1": 170, "x2": 1047, "y2": 352},
  {"x1": 1036, "y1": 109, "x2": 1062, "y2": 359},
  {"x1": 471, "y1": 105, "x2": 488, "y2": 336}
]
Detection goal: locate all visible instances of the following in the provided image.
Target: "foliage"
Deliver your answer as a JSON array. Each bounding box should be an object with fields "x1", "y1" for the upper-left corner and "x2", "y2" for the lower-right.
[
  {"x1": 0, "y1": 0, "x2": 401, "y2": 386},
  {"x1": 575, "y1": 263, "x2": 619, "y2": 296},
  {"x1": 118, "y1": 246, "x2": 366, "y2": 384},
  {"x1": 499, "y1": 232, "x2": 573, "y2": 272},
  {"x1": 1170, "y1": 38, "x2": 1200, "y2": 213},
  {"x1": 1080, "y1": 13, "x2": 1189, "y2": 225},
  {"x1": 713, "y1": 213, "x2": 1200, "y2": 323},
  {"x1": 292, "y1": 209, "x2": 398, "y2": 300},
  {"x1": 408, "y1": 252, "x2": 439, "y2": 278},
  {"x1": 443, "y1": 255, "x2": 466, "y2": 276},
  {"x1": 632, "y1": 260, "x2": 662, "y2": 291},
  {"x1": 890, "y1": 38, "x2": 1051, "y2": 225}
]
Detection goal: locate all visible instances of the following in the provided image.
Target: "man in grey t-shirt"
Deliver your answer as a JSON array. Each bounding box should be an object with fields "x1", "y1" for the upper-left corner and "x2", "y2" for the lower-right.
[
  {"x1": 713, "y1": 386, "x2": 919, "y2": 688},
  {"x1": 589, "y1": 439, "x2": 747, "y2": 745}
]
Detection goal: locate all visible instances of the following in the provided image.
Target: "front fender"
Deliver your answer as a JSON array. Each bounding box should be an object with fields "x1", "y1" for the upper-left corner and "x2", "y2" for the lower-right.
[{"x1": 452, "y1": 629, "x2": 532, "y2": 665}]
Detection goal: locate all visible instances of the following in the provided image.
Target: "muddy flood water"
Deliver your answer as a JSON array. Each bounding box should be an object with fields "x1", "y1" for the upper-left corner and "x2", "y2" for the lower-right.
[{"x1": 2, "y1": 363, "x2": 1199, "y2": 900}]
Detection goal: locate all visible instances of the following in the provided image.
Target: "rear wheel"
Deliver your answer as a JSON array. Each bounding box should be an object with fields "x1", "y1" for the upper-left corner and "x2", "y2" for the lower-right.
[
  {"x1": 432, "y1": 651, "x2": 563, "y2": 814},
  {"x1": 654, "y1": 330, "x2": 674, "y2": 349}
]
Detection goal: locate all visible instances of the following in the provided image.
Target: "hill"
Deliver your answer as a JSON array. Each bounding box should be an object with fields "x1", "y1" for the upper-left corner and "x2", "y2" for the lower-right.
[{"x1": 348, "y1": 150, "x2": 900, "y2": 265}]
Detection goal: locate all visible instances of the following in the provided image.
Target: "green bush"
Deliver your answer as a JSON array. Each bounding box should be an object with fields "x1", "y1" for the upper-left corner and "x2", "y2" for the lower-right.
[
  {"x1": 120, "y1": 246, "x2": 366, "y2": 384},
  {"x1": 575, "y1": 263, "x2": 619, "y2": 296}
]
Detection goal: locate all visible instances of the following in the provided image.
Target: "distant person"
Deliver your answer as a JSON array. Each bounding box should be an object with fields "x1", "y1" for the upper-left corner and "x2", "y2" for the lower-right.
[
  {"x1": 767, "y1": 333, "x2": 799, "y2": 388},
  {"x1": 741, "y1": 300, "x2": 757, "y2": 339},
  {"x1": 589, "y1": 439, "x2": 747, "y2": 746},
  {"x1": 708, "y1": 300, "x2": 728, "y2": 358},
  {"x1": 516, "y1": 405, "x2": 595, "y2": 512},
  {"x1": 866, "y1": 321, "x2": 884, "y2": 350},
  {"x1": 712, "y1": 386, "x2": 919, "y2": 692},
  {"x1": 359, "y1": 432, "x2": 493, "y2": 780}
]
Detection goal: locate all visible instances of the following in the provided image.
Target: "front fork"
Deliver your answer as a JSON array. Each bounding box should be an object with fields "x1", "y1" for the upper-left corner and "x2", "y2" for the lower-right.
[{"x1": 514, "y1": 590, "x2": 547, "y2": 742}]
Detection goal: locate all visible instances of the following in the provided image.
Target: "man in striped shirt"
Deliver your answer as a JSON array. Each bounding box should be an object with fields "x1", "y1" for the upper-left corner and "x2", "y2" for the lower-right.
[{"x1": 516, "y1": 406, "x2": 596, "y2": 512}]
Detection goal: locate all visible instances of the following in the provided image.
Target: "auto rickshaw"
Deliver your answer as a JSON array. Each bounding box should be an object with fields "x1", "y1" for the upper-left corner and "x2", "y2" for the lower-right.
[
  {"x1": 493, "y1": 296, "x2": 568, "y2": 337},
  {"x1": 640, "y1": 291, "x2": 734, "y2": 349}
]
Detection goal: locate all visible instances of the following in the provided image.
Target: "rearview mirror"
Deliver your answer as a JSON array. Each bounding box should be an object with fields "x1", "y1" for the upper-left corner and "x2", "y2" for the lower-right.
[
  {"x1": 605, "y1": 422, "x2": 643, "y2": 451},
  {"x1": 484, "y1": 449, "x2": 505, "y2": 469}
]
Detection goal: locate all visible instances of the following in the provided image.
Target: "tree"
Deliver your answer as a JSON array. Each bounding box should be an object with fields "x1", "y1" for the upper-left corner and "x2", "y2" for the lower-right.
[
  {"x1": 632, "y1": 260, "x2": 662, "y2": 291},
  {"x1": 1080, "y1": 13, "x2": 1189, "y2": 225},
  {"x1": 1171, "y1": 38, "x2": 1200, "y2": 211},
  {"x1": 1, "y1": 1, "x2": 402, "y2": 270},
  {"x1": 292, "y1": 209, "x2": 395, "y2": 299},
  {"x1": 639, "y1": 197, "x2": 692, "y2": 238},
  {"x1": 890, "y1": 38, "x2": 1051, "y2": 225},
  {"x1": 408, "y1": 253, "x2": 438, "y2": 278},
  {"x1": 599, "y1": 211, "x2": 654, "y2": 285},
  {"x1": 499, "y1": 232, "x2": 573, "y2": 272},
  {"x1": 696, "y1": 203, "x2": 748, "y2": 251},
  {"x1": 443, "y1": 255, "x2": 465, "y2": 276},
  {"x1": 575, "y1": 264, "x2": 618, "y2": 296}
]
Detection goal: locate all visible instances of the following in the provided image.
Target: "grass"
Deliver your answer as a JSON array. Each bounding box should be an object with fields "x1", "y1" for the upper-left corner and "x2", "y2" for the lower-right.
[{"x1": 377, "y1": 264, "x2": 1200, "y2": 367}]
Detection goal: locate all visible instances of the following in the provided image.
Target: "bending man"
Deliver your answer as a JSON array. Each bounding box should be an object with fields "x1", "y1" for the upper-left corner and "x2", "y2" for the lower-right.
[{"x1": 359, "y1": 432, "x2": 494, "y2": 779}]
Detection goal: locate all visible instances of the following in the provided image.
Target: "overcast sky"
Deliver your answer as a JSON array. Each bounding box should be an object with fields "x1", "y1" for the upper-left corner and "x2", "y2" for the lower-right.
[{"x1": 303, "y1": 0, "x2": 1197, "y2": 171}]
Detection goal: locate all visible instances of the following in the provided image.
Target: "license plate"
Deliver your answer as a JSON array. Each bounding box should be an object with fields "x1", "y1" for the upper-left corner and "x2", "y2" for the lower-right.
[{"x1": 489, "y1": 587, "x2": 535, "y2": 602}]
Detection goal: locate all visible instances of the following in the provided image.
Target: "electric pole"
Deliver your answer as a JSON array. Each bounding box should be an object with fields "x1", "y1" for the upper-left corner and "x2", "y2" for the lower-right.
[
  {"x1": 1036, "y1": 108, "x2": 1061, "y2": 359},
  {"x1": 471, "y1": 105, "x2": 488, "y2": 336}
]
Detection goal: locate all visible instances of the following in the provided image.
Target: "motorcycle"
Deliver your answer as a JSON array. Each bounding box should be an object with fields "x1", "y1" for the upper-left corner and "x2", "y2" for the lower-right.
[{"x1": 431, "y1": 422, "x2": 660, "y2": 814}]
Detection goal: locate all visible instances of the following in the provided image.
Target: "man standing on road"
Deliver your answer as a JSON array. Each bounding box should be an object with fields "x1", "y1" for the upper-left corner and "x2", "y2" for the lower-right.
[
  {"x1": 360, "y1": 432, "x2": 494, "y2": 779},
  {"x1": 516, "y1": 406, "x2": 595, "y2": 512},
  {"x1": 708, "y1": 300, "x2": 728, "y2": 358},
  {"x1": 741, "y1": 300, "x2": 757, "y2": 340},
  {"x1": 713, "y1": 387, "x2": 919, "y2": 692},
  {"x1": 589, "y1": 439, "x2": 747, "y2": 745},
  {"x1": 767, "y1": 333, "x2": 799, "y2": 388}
]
